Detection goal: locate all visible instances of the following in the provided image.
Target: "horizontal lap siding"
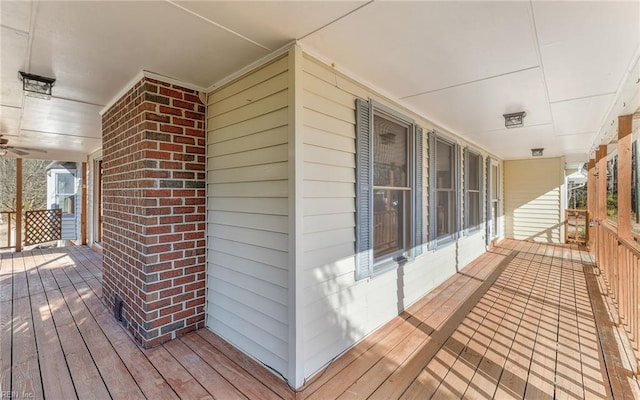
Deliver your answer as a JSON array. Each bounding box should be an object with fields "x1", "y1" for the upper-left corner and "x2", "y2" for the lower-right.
[
  {"x1": 504, "y1": 158, "x2": 563, "y2": 243},
  {"x1": 301, "y1": 54, "x2": 488, "y2": 378},
  {"x1": 206, "y1": 56, "x2": 290, "y2": 376}
]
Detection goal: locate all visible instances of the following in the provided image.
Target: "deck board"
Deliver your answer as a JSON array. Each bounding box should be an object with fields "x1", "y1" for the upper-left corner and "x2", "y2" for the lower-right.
[
  {"x1": 1, "y1": 240, "x2": 638, "y2": 399},
  {"x1": 0, "y1": 253, "x2": 13, "y2": 393}
]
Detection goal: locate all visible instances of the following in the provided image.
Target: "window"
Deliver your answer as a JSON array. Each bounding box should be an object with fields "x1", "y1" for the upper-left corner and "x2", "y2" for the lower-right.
[
  {"x1": 429, "y1": 133, "x2": 460, "y2": 248},
  {"x1": 355, "y1": 99, "x2": 423, "y2": 280},
  {"x1": 464, "y1": 149, "x2": 483, "y2": 233},
  {"x1": 53, "y1": 171, "x2": 76, "y2": 215},
  {"x1": 486, "y1": 158, "x2": 501, "y2": 242}
]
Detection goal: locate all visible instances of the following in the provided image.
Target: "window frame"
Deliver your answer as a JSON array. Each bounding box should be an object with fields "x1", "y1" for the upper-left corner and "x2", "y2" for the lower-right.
[
  {"x1": 355, "y1": 99, "x2": 423, "y2": 280},
  {"x1": 464, "y1": 148, "x2": 484, "y2": 235},
  {"x1": 428, "y1": 131, "x2": 460, "y2": 249},
  {"x1": 486, "y1": 157, "x2": 501, "y2": 243}
]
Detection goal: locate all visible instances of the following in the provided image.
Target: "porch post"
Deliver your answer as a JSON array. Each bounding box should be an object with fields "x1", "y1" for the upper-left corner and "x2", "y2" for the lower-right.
[
  {"x1": 587, "y1": 158, "x2": 596, "y2": 248},
  {"x1": 15, "y1": 158, "x2": 22, "y2": 253},
  {"x1": 595, "y1": 145, "x2": 607, "y2": 264},
  {"x1": 596, "y1": 145, "x2": 607, "y2": 223},
  {"x1": 617, "y1": 115, "x2": 633, "y2": 239},
  {"x1": 81, "y1": 161, "x2": 87, "y2": 245}
]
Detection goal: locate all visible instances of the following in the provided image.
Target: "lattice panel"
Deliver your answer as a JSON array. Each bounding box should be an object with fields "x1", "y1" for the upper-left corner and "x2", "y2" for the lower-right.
[{"x1": 25, "y1": 209, "x2": 62, "y2": 246}]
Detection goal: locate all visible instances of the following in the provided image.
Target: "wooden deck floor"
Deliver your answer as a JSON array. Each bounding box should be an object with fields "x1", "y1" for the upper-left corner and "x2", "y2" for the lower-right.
[{"x1": 1, "y1": 240, "x2": 638, "y2": 399}]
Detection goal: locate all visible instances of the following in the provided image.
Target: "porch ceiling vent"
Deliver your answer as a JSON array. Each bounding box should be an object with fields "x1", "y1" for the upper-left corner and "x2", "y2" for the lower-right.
[
  {"x1": 531, "y1": 148, "x2": 544, "y2": 157},
  {"x1": 19, "y1": 71, "x2": 55, "y2": 100},
  {"x1": 503, "y1": 111, "x2": 526, "y2": 128}
]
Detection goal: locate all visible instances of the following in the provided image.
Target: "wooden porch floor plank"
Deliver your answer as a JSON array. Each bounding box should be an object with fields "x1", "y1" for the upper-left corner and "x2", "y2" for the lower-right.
[
  {"x1": 462, "y1": 277, "x2": 524, "y2": 398},
  {"x1": 309, "y1": 250, "x2": 503, "y2": 400},
  {"x1": 554, "y1": 257, "x2": 585, "y2": 400},
  {"x1": 3, "y1": 241, "x2": 634, "y2": 399},
  {"x1": 182, "y1": 331, "x2": 282, "y2": 400},
  {"x1": 66, "y1": 272, "x2": 180, "y2": 400},
  {"x1": 0, "y1": 253, "x2": 13, "y2": 393},
  {"x1": 196, "y1": 329, "x2": 292, "y2": 399},
  {"x1": 30, "y1": 292, "x2": 77, "y2": 400},
  {"x1": 58, "y1": 282, "x2": 146, "y2": 400},
  {"x1": 368, "y1": 249, "x2": 516, "y2": 400},
  {"x1": 145, "y1": 345, "x2": 213, "y2": 400},
  {"x1": 164, "y1": 337, "x2": 248, "y2": 400},
  {"x1": 428, "y1": 258, "x2": 524, "y2": 400},
  {"x1": 11, "y1": 254, "x2": 28, "y2": 300},
  {"x1": 46, "y1": 288, "x2": 111, "y2": 400},
  {"x1": 11, "y1": 296, "x2": 42, "y2": 399}
]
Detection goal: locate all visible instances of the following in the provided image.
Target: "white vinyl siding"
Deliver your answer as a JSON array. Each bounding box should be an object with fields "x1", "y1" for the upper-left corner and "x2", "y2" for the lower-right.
[
  {"x1": 206, "y1": 55, "x2": 290, "y2": 376},
  {"x1": 205, "y1": 49, "x2": 502, "y2": 387},
  {"x1": 300, "y1": 53, "x2": 489, "y2": 378},
  {"x1": 504, "y1": 158, "x2": 563, "y2": 243}
]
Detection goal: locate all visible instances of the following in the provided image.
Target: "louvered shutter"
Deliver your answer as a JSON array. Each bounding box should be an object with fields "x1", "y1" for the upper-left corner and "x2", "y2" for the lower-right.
[
  {"x1": 454, "y1": 143, "x2": 461, "y2": 239},
  {"x1": 413, "y1": 126, "x2": 424, "y2": 257},
  {"x1": 428, "y1": 132, "x2": 437, "y2": 250},
  {"x1": 464, "y1": 147, "x2": 470, "y2": 235},
  {"x1": 486, "y1": 157, "x2": 492, "y2": 245},
  {"x1": 355, "y1": 99, "x2": 373, "y2": 280},
  {"x1": 479, "y1": 155, "x2": 484, "y2": 228}
]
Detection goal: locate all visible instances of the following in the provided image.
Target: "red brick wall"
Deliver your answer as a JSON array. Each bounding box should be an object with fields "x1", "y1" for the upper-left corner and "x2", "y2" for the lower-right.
[{"x1": 101, "y1": 77, "x2": 206, "y2": 347}]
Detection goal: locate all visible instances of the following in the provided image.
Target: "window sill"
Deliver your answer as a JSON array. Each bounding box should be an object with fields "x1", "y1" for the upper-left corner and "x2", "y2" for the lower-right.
[{"x1": 372, "y1": 255, "x2": 409, "y2": 278}]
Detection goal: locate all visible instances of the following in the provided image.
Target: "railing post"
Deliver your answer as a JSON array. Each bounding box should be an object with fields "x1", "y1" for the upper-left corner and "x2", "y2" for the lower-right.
[
  {"x1": 7, "y1": 213, "x2": 11, "y2": 248},
  {"x1": 618, "y1": 114, "x2": 633, "y2": 239},
  {"x1": 16, "y1": 158, "x2": 22, "y2": 253}
]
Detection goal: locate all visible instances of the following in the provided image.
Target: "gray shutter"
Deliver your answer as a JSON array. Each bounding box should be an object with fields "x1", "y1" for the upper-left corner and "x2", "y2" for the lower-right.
[
  {"x1": 463, "y1": 147, "x2": 469, "y2": 235},
  {"x1": 355, "y1": 99, "x2": 373, "y2": 280},
  {"x1": 486, "y1": 157, "x2": 492, "y2": 246},
  {"x1": 428, "y1": 132, "x2": 437, "y2": 250},
  {"x1": 413, "y1": 126, "x2": 424, "y2": 257},
  {"x1": 479, "y1": 155, "x2": 484, "y2": 227},
  {"x1": 454, "y1": 143, "x2": 461, "y2": 239}
]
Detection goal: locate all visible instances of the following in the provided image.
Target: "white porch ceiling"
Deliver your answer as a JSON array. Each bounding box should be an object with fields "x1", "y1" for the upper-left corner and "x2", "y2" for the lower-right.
[{"x1": 0, "y1": 1, "x2": 638, "y2": 163}]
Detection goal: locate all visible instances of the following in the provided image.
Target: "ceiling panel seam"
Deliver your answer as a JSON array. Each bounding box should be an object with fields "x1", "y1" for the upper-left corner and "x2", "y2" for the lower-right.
[
  {"x1": 526, "y1": 0, "x2": 556, "y2": 136},
  {"x1": 549, "y1": 92, "x2": 616, "y2": 105},
  {"x1": 0, "y1": 25, "x2": 29, "y2": 35},
  {"x1": 165, "y1": 0, "x2": 272, "y2": 51},
  {"x1": 297, "y1": 0, "x2": 374, "y2": 41},
  {"x1": 398, "y1": 66, "x2": 541, "y2": 99},
  {"x1": 25, "y1": 0, "x2": 38, "y2": 72}
]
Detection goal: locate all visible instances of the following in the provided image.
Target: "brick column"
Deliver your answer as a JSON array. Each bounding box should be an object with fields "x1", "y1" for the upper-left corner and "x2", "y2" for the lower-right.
[{"x1": 101, "y1": 77, "x2": 206, "y2": 347}]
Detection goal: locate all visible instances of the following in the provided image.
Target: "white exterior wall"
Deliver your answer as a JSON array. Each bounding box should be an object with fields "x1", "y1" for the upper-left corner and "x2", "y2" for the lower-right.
[
  {"x1": 299, "y1": 53, "x2": 494, "y2": 379},
  {"x1": 206, "y1": 55, "x2": 291, "y2": 376},
  {"x1": 504, "y1": 157, "x2": 564, "y2": 243}
]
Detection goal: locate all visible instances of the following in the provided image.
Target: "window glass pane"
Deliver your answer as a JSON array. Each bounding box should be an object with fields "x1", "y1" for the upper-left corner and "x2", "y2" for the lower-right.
[
  {"x1": 491, "y1": 165, "x2": 498, "y2": 200},
  {"x1": 374, "y1": 115, "x2": 408, "y2": 187},
  {"x1": 468, "y1": 192, "x2": 480, "y2": 229},
  {"x1": 436, "y1": 140, "x2": 453, "y2": 189},
  {"x1": 56, "y1": 173, "x2": 75, "y2": 194},
  {"x1": 436, "y1": 191, "x2": 454, "y2": 238},
  {"x1": 467, "y1": 153, "x2": 479, "y2": 191},
  {"x1": 373, "y1": 189, "x2": 405, "y2": 258},
  {"x1": 55, "y1": 194, "x2": 75, "y2": 214},
  {"x1": 492, "y1": 201, "x2": 499, "y2": 235}
]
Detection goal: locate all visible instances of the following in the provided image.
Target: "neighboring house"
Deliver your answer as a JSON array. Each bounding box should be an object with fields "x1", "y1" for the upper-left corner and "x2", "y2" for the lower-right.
[{"x1": 46, "y1": 161, "x2": 80, "y2": 243}]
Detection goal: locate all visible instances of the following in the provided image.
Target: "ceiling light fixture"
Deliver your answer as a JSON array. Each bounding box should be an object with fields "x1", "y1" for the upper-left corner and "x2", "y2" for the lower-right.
[
  {"x1": 19, "y1": 71, "x2": 56, "y2": 100},
  {"x1": 503, "y1": 111, "x2": 526, "y2": 128},
  {"x1": 531, "y1": 148, "x2": 544, "y2": 157}
]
